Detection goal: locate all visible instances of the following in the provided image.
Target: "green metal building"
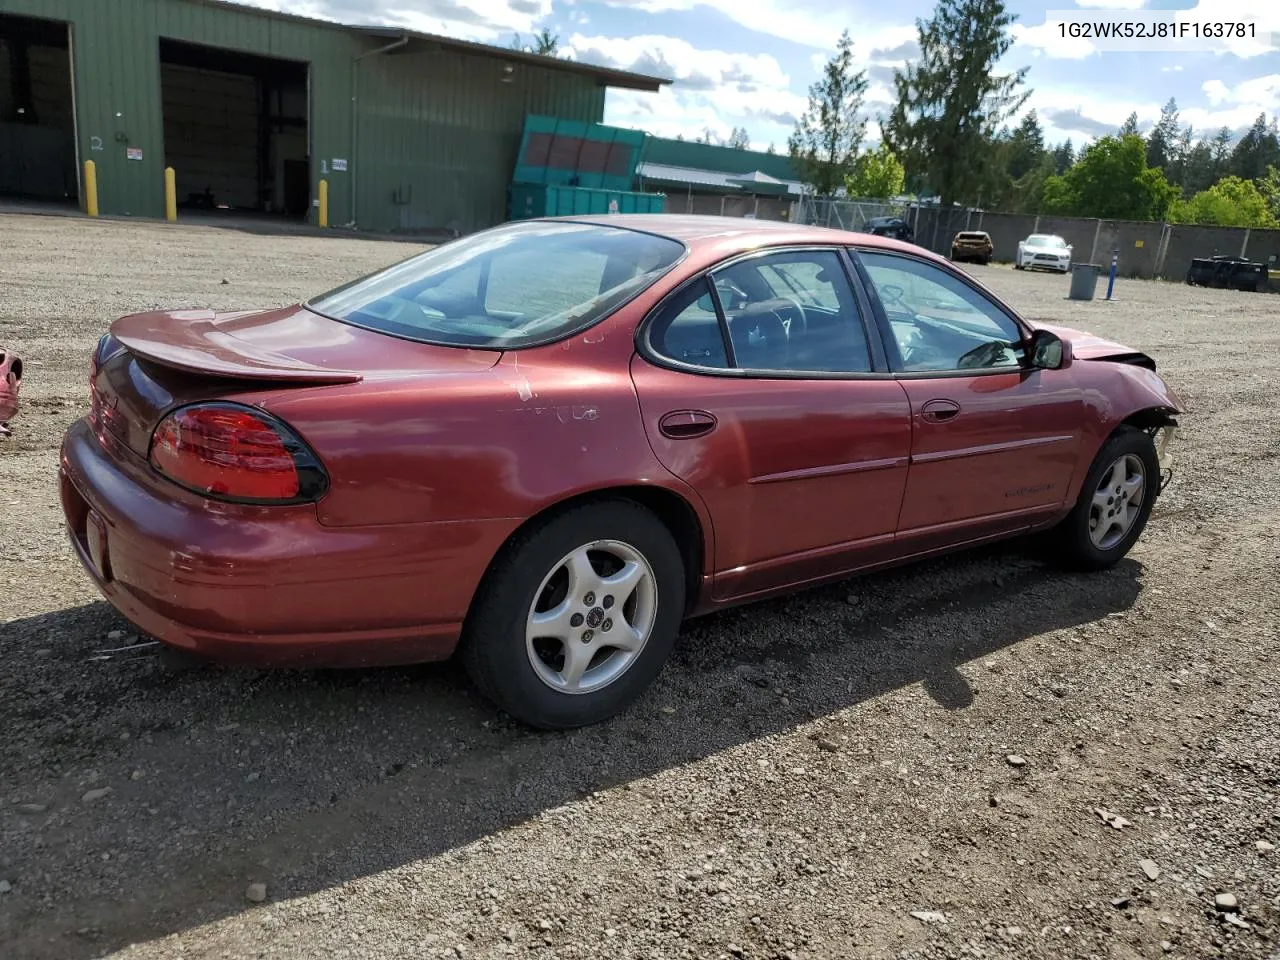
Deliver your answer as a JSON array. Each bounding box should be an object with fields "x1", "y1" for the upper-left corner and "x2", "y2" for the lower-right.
[
  {"x1": 0, "y1": 0, "x2": 666, "y2": 232},
  {"x1": 636, "y1": 137, "x2": 803, "y2": 220}
]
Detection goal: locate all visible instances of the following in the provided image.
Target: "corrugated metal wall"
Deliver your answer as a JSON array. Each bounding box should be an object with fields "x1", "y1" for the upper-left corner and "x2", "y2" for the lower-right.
[
  {"x1": 358, "y1": 50, "x2": 606, "y2": 233},
  {"x1": 0, "y1": 0, "x2": 609, "y2": 230}
]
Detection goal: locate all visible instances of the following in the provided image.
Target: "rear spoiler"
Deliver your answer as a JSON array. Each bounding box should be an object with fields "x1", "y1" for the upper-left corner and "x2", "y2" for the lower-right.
[{"x1": 111, "y1": 310, "x2": 362, "y2": 384}]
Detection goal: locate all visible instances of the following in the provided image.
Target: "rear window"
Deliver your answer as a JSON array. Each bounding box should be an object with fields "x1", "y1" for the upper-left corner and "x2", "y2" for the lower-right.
[
  {"x1": 956, "y1": 232, "x2": 990, "y2": 241},
  {"x1": 308, "y1": 221, "x2": 684, "y2": 349}
]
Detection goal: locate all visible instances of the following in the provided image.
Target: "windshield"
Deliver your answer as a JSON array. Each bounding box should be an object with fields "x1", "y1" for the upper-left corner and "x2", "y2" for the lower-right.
[
  {"x1": 957, "y1": 232, "x2": 989, "y2": 241},
  {"x1": 308, "y1": 221, "x2": 684, "y2": 349},
  {"x1": 1026, "y1": 234, "x2": 1067, "y2": 248}
]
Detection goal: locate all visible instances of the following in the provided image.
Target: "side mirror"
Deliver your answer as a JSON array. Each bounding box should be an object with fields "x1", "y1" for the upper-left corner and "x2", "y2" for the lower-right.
[{"x1": 1026, "y1": 329, "x2": 1071, "y2": 370}]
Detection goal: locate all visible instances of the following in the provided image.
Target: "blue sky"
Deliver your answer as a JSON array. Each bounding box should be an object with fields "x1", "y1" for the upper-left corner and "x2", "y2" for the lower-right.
[{"x1": 248, "y1": 0, "x2": 1279, "y2": 151}]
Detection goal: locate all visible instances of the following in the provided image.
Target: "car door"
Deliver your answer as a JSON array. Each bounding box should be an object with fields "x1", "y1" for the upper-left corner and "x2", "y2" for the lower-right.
[
  {"x1": 630, "y1": 248, "x2": 912, "y2": 602},
  {"x1": 852, "y1": 248, "x2": 1085, "y2": 551}
]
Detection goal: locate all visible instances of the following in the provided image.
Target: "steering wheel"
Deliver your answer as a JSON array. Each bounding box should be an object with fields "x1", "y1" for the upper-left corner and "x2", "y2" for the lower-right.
[
  {"x1": 877, "y1": 283, "x2": 906, "y2": 308},
  {"x1": 769, "y1": 297, "x2": 807, "y2": 337}
]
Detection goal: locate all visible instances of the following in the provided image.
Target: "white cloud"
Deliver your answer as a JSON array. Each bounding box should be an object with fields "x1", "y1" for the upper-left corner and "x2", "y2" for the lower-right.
[
  {"x1": 1009, "y1": 19, "x2": 1097, "y2": 59},
  {"x1": 565, "y1": 33, "x2": 813, "y2": 147},
  {"x1": 239, "y1": 0, "x2": 552, "y2": 42},
  {"x1": 1072, "y1": 0, "x2": 1146, "y2": 8}
]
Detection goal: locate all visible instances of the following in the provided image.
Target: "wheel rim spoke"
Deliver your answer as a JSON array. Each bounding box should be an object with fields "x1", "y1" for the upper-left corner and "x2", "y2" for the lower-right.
[
  {"x1": 528, "y1": 601, "x2": 573, "y2": 641},
  {"x1": 600, "y1": 560, "x2": 645, "y2": 606},
  {"x1": 566, "y1": 547, "x2": 601, "y2": 599}
]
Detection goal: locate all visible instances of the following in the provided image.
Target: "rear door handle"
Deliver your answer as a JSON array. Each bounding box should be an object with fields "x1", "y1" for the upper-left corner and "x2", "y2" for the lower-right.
[
  {"x1": 659, "y1": 410, "x2": 717, "y2": 439},
  {"x1": 920, "y1": 399, "x2": 961, "y2": 423}
]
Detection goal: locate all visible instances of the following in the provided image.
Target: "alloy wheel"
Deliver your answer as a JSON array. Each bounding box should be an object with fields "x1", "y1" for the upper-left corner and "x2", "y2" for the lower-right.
[
  {"x1": 525, "y1": 540, "x2": 658, "y2": 695},
  {"x1": 1088, "y1": 454, "x2": 1146, "y2": 550}
]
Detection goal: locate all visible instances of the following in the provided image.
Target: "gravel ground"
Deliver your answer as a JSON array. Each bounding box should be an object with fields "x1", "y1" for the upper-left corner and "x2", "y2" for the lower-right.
[{"x1": 1, "y1": 212, "x2": 1278, "y2": 960}]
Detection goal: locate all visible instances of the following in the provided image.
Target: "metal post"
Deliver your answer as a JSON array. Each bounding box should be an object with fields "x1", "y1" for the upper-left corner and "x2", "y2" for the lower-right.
[
  {"x1": 164, "y1": 167, "x2": 177, "y2": 221},
  {"x1": 318, "y1": 179, "x2": 329, "y2": 227},
  {"x1": 1105, "y1": 248, "x2": 1119, "y2": 300},
  {"x1": 83, "y1": 160, "x2": 98, "y2": 217}
]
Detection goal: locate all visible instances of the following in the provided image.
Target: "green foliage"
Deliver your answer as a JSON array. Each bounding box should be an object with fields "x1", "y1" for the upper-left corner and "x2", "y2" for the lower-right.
[
  {"x1": 1261, "y1": 165, "x2": 1280, "y2": 220},
  {"x1": 1041, "y1": 134, "x2": 1179, "y2": 220},
  {"x1": 1118, "y1": 112, "x2": 1140, "y2": 137},
  {"x1": 1169, "y1": 176, "x2": 1279, "y2": 228},
  {"x1": 1229, "y1": 114, "x2": 1280, "y2": 181},
  {"x1": 845, "y1": 142, "x2": 906, "y2": 198},
  {"x1": 1051, "y1": 140, "x2": 1075, "y2": 174},
  {"x1": 788, "y1": 31, "x2": 868, "y2": 197},
  {"x1": 727, "y1": 127, "x2": 751, "y2": 150},
  {"x1": 1146, "y1": 99, "x2": 1180, "y2": 174},
  {"x1": 883, "y1": 0, "x2": 1029, "y2": 207}
]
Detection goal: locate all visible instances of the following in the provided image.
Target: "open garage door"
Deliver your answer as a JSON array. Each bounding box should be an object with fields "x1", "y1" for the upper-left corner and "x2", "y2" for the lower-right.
[
  {"x1": 0, "y1": 13, "x2": 77, "y2": 205},
  {"x1": 159, "y1": 39, "x2": 309, "y2": 219}
]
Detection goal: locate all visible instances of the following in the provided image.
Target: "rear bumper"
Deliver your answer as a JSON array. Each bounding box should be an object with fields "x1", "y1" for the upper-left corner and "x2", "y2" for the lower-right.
[{"x1": 59, "y1": 418, "x2": 519, "y2": 667}]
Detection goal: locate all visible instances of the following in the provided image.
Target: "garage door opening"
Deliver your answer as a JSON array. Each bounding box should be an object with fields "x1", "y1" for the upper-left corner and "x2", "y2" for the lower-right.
[
  {"x1": 0, "y1": 13, "x2": 77, "y2": 205},
  {"x1": 159, "y1": 38, "x2": 309, "y2": 220}
]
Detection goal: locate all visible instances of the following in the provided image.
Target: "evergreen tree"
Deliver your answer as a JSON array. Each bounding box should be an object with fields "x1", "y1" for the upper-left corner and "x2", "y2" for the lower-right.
[
  {"x1": 1182, "y1": 137, "x2": 1217, "y2": 195},
  {"x1": 1146, "y1": 98, "x2": 1180, "y2": 173},
  {"x1": 1229, "y1": 113, "x2": 1280, "y2": 181},
  {"x1": 1052, "y1": 139, "x2": 1075, "y2": 174},
  {"x1": 1119, "y1": 112, "x2": 1140, "y2": 137},
  {"x1": 727, "y1": 126, "x2": 752, "y2": 150},
  {"x1": 884, "y1": 0, "x2": 1029, "y2": 208},
  {"x1": 1007, "y1": 111, "x2": 1045, "y2": 180},
  {"x1": 788, "y1": 31, "x2": 869, "y2": 196}
]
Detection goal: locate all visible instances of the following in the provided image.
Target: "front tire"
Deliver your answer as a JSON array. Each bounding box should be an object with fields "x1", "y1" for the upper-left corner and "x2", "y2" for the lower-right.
[
  {"x1": 1047, "y1": 426, "x2": 1160, "y2": 571},
  {"x1": 460, "y1": 500, "x2": 685, "y2": 729}
]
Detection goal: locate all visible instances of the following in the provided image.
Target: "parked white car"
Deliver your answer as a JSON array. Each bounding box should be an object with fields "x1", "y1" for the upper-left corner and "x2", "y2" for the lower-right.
[{"x1": 1016, "y1": 234, "x2": 1073, "y2": 272}]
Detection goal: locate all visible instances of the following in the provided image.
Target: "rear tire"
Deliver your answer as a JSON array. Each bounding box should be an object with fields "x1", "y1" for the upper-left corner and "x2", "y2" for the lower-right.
[
  {"x1": 460, "y1": 500, "x2": 685, "y2": 729},
  {"x1": 1046, "y1": 426, "x2": 1160, "y2": 571}
]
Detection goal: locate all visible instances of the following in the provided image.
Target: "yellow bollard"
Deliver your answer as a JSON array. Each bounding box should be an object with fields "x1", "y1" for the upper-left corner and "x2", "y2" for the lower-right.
[
  {"x1": 83, "y1": 160, "x2": 99, "y2": 217},
  {"x1": 318, "y1": 178, "x2": 329, "y2": 228},
  {"x1": 164, "y1": 167, "x2": 177, "y2": 222}
]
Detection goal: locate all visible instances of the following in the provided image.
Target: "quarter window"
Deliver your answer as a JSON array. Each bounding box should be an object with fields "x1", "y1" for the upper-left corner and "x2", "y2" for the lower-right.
[
  {"x1": 647, "y1": 279, "x2": 730, "y2": 369},
  {"x1": 858, "y1": 252, "x2": 1025, "y2": 372}
]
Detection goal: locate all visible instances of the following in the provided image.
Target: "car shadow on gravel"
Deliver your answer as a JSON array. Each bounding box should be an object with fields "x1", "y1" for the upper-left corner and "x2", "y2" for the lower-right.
[{"x1": 0, "y1": 544, "x2": 1144, "y2": 959}]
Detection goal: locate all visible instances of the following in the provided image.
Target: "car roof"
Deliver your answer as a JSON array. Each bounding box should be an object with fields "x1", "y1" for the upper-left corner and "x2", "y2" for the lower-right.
[{"x1": 551, "y1": 214, "x2": 922, "y2": 256}]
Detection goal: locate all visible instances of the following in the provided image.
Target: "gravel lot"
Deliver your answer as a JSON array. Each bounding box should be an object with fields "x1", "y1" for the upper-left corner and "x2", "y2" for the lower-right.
[{"x1": 1, "y1": 212, "x2": 1278, "y2": 960}]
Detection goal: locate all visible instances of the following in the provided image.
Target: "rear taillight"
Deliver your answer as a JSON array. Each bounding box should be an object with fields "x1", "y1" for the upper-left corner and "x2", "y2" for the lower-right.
[{"x1": 148, "y1": 402, "x2": 327, "y2": 504}]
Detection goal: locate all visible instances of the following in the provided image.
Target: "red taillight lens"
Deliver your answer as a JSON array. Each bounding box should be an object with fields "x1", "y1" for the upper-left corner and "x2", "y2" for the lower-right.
[{"x1": 149, "y1": 404, "x2": 319, "y2": 503}]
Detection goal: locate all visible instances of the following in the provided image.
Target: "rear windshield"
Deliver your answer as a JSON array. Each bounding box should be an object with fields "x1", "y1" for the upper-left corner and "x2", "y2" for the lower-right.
[
  {"x1": 957, "y1": 232, "x2": 989, "y2": 240},
  {"x1": 308, "y1": 221, "x2": 684, "y2": 348}
]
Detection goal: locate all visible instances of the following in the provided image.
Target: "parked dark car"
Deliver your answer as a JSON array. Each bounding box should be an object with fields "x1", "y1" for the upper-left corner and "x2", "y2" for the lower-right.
[
  {"x1": 62, "y1": 215, "x2": 1184, "y2": 729},
  {"x1": 864, "y1": 216, "x2": 914, "y2": 242},
  {"x1": 951, "y1": 231, "x2": 994, "y2": 264}
]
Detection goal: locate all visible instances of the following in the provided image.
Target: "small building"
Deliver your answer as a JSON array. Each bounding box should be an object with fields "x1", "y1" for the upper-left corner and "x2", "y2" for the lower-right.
[
  {"x1": 0, "y1": 0, "x2": 666, "y2": 232},
  {"x1": 636, "y1": 137, "x2": 803, "y2": 221}
]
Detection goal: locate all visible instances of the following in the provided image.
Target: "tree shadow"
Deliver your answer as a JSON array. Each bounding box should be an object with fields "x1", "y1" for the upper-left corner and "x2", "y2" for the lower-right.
[{"x1": 0, "y1": 544, "x2": 1143, "y2": 959}]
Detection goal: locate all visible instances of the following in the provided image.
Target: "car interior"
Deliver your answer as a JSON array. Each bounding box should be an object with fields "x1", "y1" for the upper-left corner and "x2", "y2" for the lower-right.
[{"x1": 652, "y1": 253, "x2": 874, "y2": 373}]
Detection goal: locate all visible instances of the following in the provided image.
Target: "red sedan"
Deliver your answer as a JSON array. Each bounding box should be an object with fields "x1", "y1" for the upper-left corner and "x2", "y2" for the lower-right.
[{"x1": 61, "y1": 216, "x2": 1184, "y2": 728}]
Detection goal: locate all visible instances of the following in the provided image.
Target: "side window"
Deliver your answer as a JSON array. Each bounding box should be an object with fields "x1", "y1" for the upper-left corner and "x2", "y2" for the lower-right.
[
  {"x1": 713, "y1": 251, "x2": 872, "y2": 373},
  {"x1": 857, "y1": 251, "x2": 1025, "y2": 372},
  {"x1": 647, "y1": 278, "x2": 730, "y2": 369}
]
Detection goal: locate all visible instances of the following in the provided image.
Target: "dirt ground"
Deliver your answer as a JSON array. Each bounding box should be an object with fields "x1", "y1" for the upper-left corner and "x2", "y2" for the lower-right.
[{"x1": 1, "y1": 212, "x2": 1277, "y2": 960}]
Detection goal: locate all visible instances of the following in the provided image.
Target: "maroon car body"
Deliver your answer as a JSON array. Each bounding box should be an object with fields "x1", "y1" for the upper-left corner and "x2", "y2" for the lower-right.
[{"x1": 60, "y1": 216, "x2": 1183, "y2": 726}]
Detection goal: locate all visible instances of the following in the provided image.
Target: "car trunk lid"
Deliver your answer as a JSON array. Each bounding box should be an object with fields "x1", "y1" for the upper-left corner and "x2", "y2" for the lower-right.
[{"x1": 95, "y1": 306, "x2": 500, "y2": 457}]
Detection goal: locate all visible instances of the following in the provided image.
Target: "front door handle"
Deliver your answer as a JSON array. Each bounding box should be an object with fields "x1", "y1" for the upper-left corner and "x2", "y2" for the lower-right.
[
  {"x1": 920, "y1": 399, "x2": 961, "y2": 423},
  {"x1": 659, "y1": 410, "x2": 717, "y2": 439}
]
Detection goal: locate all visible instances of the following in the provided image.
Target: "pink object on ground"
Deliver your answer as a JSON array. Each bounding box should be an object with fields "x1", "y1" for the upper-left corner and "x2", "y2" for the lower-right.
[{"x1": 0, "y1": 347, "x2": 21, "y2": 436}]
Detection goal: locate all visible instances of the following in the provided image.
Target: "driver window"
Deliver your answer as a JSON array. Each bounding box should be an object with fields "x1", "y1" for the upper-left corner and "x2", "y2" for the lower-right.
[
  {"x1": 857, "y1": 251, "x2": 1024, "y2": 372},
  {"x1": 711, "y1": 251, "x2": 871, "y2": 373}
]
